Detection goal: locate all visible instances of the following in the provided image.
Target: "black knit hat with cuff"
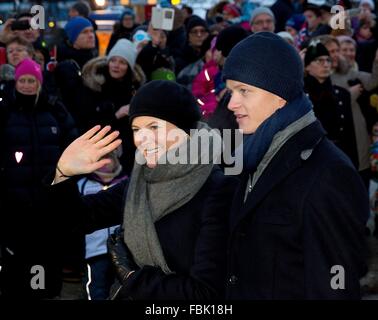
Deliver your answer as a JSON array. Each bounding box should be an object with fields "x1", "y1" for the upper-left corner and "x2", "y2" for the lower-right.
[
  {"x1": 223, "y1": 32, "x2": 304, "y2": 102},
  {"x1": 129, "y1": 80, "x2": 201, "y2": 134}
]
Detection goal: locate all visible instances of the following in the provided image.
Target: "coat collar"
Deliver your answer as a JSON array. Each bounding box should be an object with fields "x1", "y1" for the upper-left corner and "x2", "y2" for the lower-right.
[{"x1": 230, "y1": 120, "x2": 326, "y2": 230}]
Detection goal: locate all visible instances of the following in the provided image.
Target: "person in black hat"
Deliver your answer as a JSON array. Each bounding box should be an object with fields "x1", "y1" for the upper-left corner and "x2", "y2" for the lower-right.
[
  {"x1": 304, "y1": 40, "x2": 359, "y2": 169},
  {"x1": 223, "y1": 32, "x2": 368, "y2": 299},
  {"x1": 175, "y1": 16, "x2": 210, "y2": 74},
  {"x1": 48, "y1": 80, "x2": 237, "y2": 300}
]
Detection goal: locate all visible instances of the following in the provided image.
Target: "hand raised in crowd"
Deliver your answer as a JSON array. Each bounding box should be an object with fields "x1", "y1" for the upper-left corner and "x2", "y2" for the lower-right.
[
  {"x1": 0, "y1": 18, "x2": 15, "y2": 43},
  {"x1": 148, "y1": 22, "x2": 161, "y2": 48},
  {"x1": 54, "y1": 125, "x2": 122, "y2": 183},
  {"x1": 115, "y1": 104, "x2": 130, "y2": 119},
  {"x1": 299, "y1": 48, "x2": 307, "y2": 63}
]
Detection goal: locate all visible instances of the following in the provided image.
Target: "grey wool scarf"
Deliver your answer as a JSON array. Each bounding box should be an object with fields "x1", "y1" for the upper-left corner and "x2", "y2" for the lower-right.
[{"x1": 123, "y1": 122, "x2": 222, "y2": 274}]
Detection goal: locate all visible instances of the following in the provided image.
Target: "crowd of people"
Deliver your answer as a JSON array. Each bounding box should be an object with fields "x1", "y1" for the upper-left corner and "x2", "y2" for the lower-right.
[{"x1": 0, "y1": 0, "x2": 376, "y2": 300}]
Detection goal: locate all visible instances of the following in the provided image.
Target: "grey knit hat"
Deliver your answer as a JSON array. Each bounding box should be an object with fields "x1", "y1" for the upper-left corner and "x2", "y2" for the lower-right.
[
  {"x1": 107, "y1": 39, "x2": 137, "y2": 70},
  {"x1": 250, "y1": 7, "x2": 275, "y2": 24}
]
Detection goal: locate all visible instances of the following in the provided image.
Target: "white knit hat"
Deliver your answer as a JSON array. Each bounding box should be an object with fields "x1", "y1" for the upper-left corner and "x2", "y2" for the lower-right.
[
  {"x1": 359, "y1": 0, "x2": 375, "y2": 10},
  {"x1": 107, "y1": 39, "x2": 137, "y2": 70}
]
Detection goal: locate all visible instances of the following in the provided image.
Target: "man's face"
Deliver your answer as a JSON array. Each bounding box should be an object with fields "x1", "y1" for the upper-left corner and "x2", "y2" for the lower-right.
[
  {"x1": 188, "y1": 26, "x2": 209, "y2": 49},
  {"x1": 324, "y1": 41, "x2": 340, "y2": 69},
  {"x1": 340, "y1": 42, "x2": 356, "y2": 65},
  {"x1": 73, "y1": 26, "x2": 95, "y2": 50},
  {"x1": 6, "y1": 42, "x2": 30, "y2": 66},
  {"x1": 250, "y1": 13, "x2": 275, "y2": 33},
  {"x1": 226, "y1": 80, "x2": 287, "y2": 134},
  {"x1": 16, "y1": 17, "x2": 40, "y2": 43},
  {"x1": 69, "y1": 8, "x2": 79, "y2": 18},
  {"x1": 304, "y1": 10, "x2": 321, "y2": 31}
]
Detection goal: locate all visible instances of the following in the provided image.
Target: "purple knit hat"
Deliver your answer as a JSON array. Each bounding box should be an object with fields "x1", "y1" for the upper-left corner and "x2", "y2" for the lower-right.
[{"x1": 15, "y1": 58, "x2": 43, "y2": 84}]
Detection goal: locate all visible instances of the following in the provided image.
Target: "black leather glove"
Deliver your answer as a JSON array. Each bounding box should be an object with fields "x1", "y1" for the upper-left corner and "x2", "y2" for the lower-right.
[{"x1": 107, "y1": 227, "x2": 139, "y2": 283}]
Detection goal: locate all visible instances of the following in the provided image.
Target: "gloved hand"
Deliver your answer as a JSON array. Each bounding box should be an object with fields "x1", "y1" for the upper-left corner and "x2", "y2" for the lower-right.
[{"x1": 107, "y1": 227, "x2": 139, "y2": 283}]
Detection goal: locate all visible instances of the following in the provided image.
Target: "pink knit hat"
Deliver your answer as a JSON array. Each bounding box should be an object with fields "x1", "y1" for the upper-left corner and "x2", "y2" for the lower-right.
[{"x1": 15, "y1": 58, "x2": 43, "y2": 84}]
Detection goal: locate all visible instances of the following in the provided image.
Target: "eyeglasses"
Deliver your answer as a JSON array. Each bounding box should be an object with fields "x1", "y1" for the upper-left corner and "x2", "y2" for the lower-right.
[
  {"x1": 189, "y1": 28, "x2": 208, "y2": 36},
  {"x1": 7, "y1": 47, "x2": 27, "y2": 54},
  {"x1": 314, "y1": 57, "x2": 332, "y2": 65}
]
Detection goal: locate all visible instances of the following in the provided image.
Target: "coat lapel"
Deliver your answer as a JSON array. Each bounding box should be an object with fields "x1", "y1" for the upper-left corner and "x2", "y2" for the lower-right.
[{"x1": 230, "y1": 121, "x2": 326, "y2": 230}]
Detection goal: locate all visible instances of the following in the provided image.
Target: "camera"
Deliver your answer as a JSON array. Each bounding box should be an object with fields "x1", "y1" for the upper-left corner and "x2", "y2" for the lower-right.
[
  {"x1": 151, "y1": 7, "x2": 175, "y2": 31},
  {"x1": 347, "y1": 79, "x2": 362, "y2": 87},
  {"x1": 11, "y1": 19, "x2": 31, "y2": 31}
]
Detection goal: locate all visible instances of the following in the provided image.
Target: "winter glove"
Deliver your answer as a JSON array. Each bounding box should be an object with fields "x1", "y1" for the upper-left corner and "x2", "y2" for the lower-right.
[{"x1": 107, "y1": 227, "x2": 139, "y2": 283}]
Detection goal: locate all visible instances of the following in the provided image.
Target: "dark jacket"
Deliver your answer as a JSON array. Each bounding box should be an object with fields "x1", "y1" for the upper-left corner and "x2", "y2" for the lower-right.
[
  {"x1": 271, "y1": 0, "x2": 294, "y2": 32},
  {"x1": 80, "y1": 57, "x2": 146, "y2": 174},
  {"x1": 106, "y1": 22, "x2": 139, "y2": 54},
  {"x1": 304, "y1": 75, "x2": 359, "y2": 168},
  {"x1": 49, "y1": 166, "x2": 237, "y2": 299},
  {"x1": 227, "y1": 120, "x2": 368, "y2": 299},
  {"x1": 174, "y1": 42, "x2": 204, "y2": 75},
  {"x1": 0, "y1": 89, "x2": 78, "y2": 245},
  {"x1": 137, "y1": 42, "x2": 175, "y2": 80}
]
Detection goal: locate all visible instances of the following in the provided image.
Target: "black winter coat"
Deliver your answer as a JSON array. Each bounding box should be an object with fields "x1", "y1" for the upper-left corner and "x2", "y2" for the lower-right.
[
  {"x1": 0, "y1": 90, "x2": 78, "y2": 246},
  {"x1": 227, "y1": 120, "x2": 368, "y2": 299},
  {"x1": 48, "y1": 166, "x2": 237, "y2": 299},
  {"x1": 304, "y1": 75, "x2": 359, "y2": 168}
]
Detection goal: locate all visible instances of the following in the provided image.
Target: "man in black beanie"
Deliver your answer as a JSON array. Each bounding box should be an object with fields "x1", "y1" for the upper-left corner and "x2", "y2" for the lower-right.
[{"x1": 224, "y1": 32, "x2": 368, "y2": 299}]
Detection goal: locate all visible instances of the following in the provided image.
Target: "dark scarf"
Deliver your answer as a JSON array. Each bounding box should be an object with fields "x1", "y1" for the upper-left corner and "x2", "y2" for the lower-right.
[
  {"x1": 242, "y1": 93, "x2": 313, "y2": 173},
  {"x1": 14, "y1": 90, "x2": 38, "y2": 111},
  {"x1": 102, "y1": 70, "x2": 134, "y2": 109},
  {"x1": 58, "y1": 44, "x2": 94, "y2": 69},
  {"x1": 304, "y1": 75, "x2": 335, "y2": 106}
]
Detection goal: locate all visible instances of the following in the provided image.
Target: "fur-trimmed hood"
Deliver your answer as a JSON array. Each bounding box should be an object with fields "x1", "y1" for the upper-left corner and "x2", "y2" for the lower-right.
[{"x1": 82, "y1": 56, "x2": 146, "y2": 92}]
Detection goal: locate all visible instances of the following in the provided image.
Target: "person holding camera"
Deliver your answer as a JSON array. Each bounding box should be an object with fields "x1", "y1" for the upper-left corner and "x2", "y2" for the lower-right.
[
  {"x1": 48, "y1": 80, "x2": 237, "y2": 300},
  {"x1": 0, "y1": 12, "x2": 42, "y2": 48},
  {"x1": 136, "y1": 23, "x2": 175, "y2": 81}
]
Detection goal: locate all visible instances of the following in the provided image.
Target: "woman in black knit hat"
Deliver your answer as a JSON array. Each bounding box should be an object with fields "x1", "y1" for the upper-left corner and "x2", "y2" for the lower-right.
[{"x1": 48, "y1": 80, "x2": 237, "y2": 300}]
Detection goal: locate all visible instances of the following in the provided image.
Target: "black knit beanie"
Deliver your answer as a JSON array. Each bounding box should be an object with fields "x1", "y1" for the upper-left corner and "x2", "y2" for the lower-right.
[
  {"x1": 186, "y1": 16, "x2": 209, "y2": 33},
  {"x1": 223, "y1": 32, "x2": 304, "y2": 102},
  {"x1": 304, "y1": 41, "x2": 330, "y2": 66},
  {"x1": 215, "y1": 25, "x2": 249, "y2": 58},
  {"x1": 129, "y1": 80, "x2": 201, "y2": 133}
]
